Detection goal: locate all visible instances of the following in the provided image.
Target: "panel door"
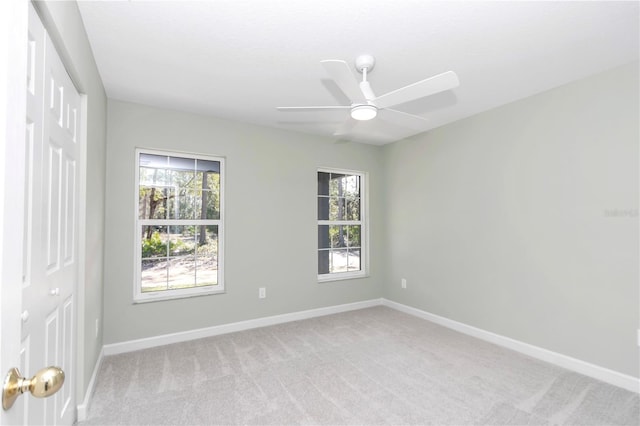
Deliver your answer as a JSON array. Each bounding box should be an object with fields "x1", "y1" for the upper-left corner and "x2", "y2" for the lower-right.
[{"x1": 15, "y1": 4, "x2": 81, "y2": 425}]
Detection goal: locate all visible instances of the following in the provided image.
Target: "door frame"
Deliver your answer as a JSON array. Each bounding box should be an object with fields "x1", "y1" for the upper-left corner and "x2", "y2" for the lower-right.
[
  {"x1": 0, "y1": 0, "x2": 29, "y2": 421},
  {"x1": 1, "y1": 1, "x2": 88, "y2": 422}
]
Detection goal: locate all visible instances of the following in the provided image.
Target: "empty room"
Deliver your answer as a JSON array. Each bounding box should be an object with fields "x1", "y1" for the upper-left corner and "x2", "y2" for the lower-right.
[{"x1": 0, "y1": 0, "x2": 638, "y2": 425}]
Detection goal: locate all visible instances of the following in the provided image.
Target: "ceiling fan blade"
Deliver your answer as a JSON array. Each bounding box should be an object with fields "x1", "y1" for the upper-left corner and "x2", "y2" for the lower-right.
[
  {"x1": 378, "y1": 109, "x2": 430, "y2": 131},
  {"x1": 374, "y1": 71, "x2": 459, "y2": 109},
  {"x1": 277, "y1": 106, "x2": 351, "y2": 111},
  {"x1": 321, "y1": 60, "x2": 367, "y2": 104}
]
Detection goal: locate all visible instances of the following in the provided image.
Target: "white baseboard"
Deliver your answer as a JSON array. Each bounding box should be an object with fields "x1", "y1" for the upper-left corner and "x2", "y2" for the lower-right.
[
  {"x1": 103, "y1": 298, "x2": 382, "y2": 356},
  {"x1": 381, "y1": 298, "x2": 640, "y2": 393},
  {"x1": 76, "y1": 346, "x2": 104, "y2": 421}
]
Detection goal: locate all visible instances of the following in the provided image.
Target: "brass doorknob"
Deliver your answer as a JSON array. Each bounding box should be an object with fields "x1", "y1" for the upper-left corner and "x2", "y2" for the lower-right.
[{"x1": 2, "y1": 366, "x2": 64, "y2": 410}]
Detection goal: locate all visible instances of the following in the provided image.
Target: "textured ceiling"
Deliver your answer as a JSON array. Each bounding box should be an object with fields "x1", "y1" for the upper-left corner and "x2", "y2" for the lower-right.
[{"x1": 77, "y1": 0, "x2": 639, "y2": 145}]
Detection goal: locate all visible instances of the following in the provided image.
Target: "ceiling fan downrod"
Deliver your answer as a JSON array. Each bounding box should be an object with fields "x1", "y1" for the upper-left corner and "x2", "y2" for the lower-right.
[{"x1": 355, "y1": 54, "x2": 376, "y2": 103}]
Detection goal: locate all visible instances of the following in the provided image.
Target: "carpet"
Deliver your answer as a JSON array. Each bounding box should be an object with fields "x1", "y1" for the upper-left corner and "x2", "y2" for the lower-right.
[{"x1": 80, "y1": 306, "x2": 639, "y2": 425}]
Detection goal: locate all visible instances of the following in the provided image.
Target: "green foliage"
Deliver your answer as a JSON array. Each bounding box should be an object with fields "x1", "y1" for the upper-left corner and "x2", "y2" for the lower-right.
[
  {"x1": 142, "y1": 231, "x2": 166, "y2": 257},
  {"x1": 142, "y1": 231, "x2": 194, "y2": 258},
  {"x1": 170, "y1": 238, "x2": 188, "y2": 254}
]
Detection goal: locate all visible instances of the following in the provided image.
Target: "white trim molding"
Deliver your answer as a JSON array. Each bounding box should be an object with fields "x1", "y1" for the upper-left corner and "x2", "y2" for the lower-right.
[
  {"x1": 382, "y1": 298, "x2": 640, "y2": 393},
  {"x1": 103, "y1": 299, "x2": 382, "y2": 356},
  {"x1": 76, "y1": 347, "x2": 104, "y2": 421}
]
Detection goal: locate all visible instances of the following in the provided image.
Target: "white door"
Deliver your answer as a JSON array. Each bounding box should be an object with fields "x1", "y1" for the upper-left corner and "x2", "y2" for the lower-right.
[{"x1": 1, "y1": 3, "x2": 81, "y2": 425}]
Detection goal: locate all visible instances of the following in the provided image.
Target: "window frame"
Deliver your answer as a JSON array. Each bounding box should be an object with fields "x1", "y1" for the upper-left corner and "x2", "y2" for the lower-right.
[
  {"x1": 133, "y1": 148, "x2": 225, "y2": 303},
  {"x1": 317, "y1": 167, "x2": 369, "y2": 282}
]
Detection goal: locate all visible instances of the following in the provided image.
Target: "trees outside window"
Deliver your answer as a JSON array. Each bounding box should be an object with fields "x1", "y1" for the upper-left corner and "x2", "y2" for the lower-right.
[
  {"x1": 317, "y1": 169, "x2": 367, "y2": 281},
  {"x1": 135, "y1": 149, "x2": 224, "y2": 301}
]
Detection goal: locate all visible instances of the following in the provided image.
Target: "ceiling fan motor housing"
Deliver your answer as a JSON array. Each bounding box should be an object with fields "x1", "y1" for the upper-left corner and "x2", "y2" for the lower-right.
[{"x1": 355, "y1": 54, "x2": 375, "y2": 73}]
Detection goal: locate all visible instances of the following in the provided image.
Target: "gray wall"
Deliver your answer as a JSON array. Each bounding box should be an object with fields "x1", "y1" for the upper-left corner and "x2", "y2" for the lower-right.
[
  {"x1": 383, "y1": 62, "x2": 639, "y2": 377},
  {"x1": 103, "y1": 100, "x2": 384, "y2": 344},
  {"x1": 33, "y1": 0, "x2": 107, "y2": 402},
  {"x1": 104, "y1": 63, "x2": 638, "y2": 379}
]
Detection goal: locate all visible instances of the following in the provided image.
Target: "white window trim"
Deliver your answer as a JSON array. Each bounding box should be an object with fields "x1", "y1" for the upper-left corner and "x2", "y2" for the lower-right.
[
  {"x1": 133, "y1": 148, "x2": 225, "y2": 303},
  {"x1": 317, "y1": 167, "x2": 369, "y2": 282}
]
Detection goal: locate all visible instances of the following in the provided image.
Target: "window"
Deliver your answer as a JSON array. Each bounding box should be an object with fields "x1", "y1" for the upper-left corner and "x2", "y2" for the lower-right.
[
  {"x1": 135, "y1": 149, "x2": 224, "y2": 301},
  {"x1": 317, "y1": 169, "x2": 367, "y2": 281}
]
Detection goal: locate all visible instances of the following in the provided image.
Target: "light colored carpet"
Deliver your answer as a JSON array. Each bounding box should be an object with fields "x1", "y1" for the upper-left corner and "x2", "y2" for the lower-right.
[{"x1": 80, "y1": 306, "x2": 639, "y2": 425}]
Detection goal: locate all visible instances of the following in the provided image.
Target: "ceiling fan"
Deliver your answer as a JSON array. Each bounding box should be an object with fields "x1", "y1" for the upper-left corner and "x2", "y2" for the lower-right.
[{"x1": 277, "y1": 54, "x2": 459, "y2": 138}]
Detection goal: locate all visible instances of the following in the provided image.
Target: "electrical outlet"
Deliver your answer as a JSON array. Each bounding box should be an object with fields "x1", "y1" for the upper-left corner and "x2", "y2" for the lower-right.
[
  {"x1": 95, "y1": 318, "x2": 99, "y2": 337},
  {"x1": 259, "y1": 287, "x2": 266, "y2": 299},
  {"x1": 401, "y1": 278, "x2": 407, "y2": 289},
  {"x1": 637, "y1": 329, "x2": 640, "y2": 347}
]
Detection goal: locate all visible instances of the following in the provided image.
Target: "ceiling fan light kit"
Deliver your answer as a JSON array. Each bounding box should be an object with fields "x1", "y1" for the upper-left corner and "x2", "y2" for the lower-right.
[
  {"x1": 277, "y1": 54, "x2": 459, "y2": 140},
  {"x1": 351, "y1": 104, "x2": 377, "y2": 121}
]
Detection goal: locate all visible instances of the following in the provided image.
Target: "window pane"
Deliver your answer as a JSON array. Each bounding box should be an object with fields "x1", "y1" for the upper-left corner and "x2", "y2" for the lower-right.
[
  {"x1": 329, "y1": 173, "x2": 346, "y2": 196},
  {"x1": 318, "y1": 172, "x2": 330, "y2": 196},
  {"x1": 138, "y1": 187, "x2": 152, "y2": 219},
  {"x1": 345, "y1": 225, "x2": 361, "y2": 247},
  {"x1": 199, "y1": 191, "x2": 220, "y2": 219},
  {"x1": 343, "y1": 175, "x2": 360, "y2": 198},
  {"x1": 141, "y1": 226, "x2": 168, "y2": 258},
  {"x1": 196, "y1": 189, "x2": 220, "y2": 220},
  {"x1": 196, "y1": 225, "x2": 218, "y2": 251},
  {"x1": 168, "y1": 156, "x2": 195, "y2": 172},
  {"x1": 329, "y1": 197, "x2": 346, "y2": 221},
  {"x1": 317, "y1": 196, "x2": 330, "y2": 220},
  {"x1": 197, "y1": 171, "x2": 220, "y2": 219},
  {"x1": 330, "y1": 249, "x2": 348, "y2": 273},
  {"x1": 196, "y1": 257, "x2": 217, "y2": 286},
  {"x1": 139, "y1": 154, "x2": 168, "y2": 204},
  {"x1": 140, "y1": 153, "x2": 168, "y2": 169},
  {"x1": 141, "y1": 258, "x2": 168, "y2": 293},
  {"x1": 139, "y1": 186, "x2": 171, "y2": 219},
  {"x1": 346, "y1": 197, "x2": 360, "y2": 221},
  {"x1": 139, "y1": 166, "x2": 168, "y2": 186},
  {"x1": 192, "y1": 190, "x2": 203, "y2": 221},
  {"x1": 168, "y1": 257, "x2": 196, "y2": 289},
  {"x1": 330, "y1": 225, "x2": 346, "y2": 248},
  {"x1": 170, "y1": 169, "x2": 195, "y2": 191},
  {"x1": 206, "y1": 171, "x2": 220, "y2": 190},
  {"x1": 318, "y1": 249, "x2": 330, "y2": 274},
  {"x1": 169, "y1": 225, "x2": 196, "y2": 257},
  {"x1": 196, "y1": 225, "x2": 218, "y2": 286},
  {"x1": 196, "y1": 159, "x2": 220, "y2": 174},
  {"x1": 318, "y1": 225, "x2": 330, "y2": 249},
  {"x1": 166, "y1": 188, "x2": 192, "y2": 220},
  {"x1": 347, "y1": 249, "x2": 361, "y2": 272}
]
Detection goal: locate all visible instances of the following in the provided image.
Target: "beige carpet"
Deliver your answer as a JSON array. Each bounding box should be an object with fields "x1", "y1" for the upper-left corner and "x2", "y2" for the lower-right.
[{"x1": 80, "y1": 306, "x2": 639, "y2": 425}]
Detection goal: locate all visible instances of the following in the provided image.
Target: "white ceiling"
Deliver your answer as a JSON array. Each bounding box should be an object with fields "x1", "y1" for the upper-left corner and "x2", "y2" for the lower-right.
[{"x1": 77, "y1": 0, "x2": 639, "y2": 145}]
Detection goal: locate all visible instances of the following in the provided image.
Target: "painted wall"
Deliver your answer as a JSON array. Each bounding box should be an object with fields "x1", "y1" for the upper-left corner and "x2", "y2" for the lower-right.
[
  {"x1": 33, "y1": 0, "x2": 107, "y2": 401},
  {"x1": 383, "y1": 62, "x2": 639, "y2": 377},
  {"x1": 103, "y1": 100, "x2": 384, "y2": 344}
]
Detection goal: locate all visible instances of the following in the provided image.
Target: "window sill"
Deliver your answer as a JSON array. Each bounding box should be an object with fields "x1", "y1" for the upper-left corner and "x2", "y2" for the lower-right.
[
  {"x1": 133, "y1": 286, "x2": 225, "y2": 304},
  {"x1": 317, "y1": 272, "x2": 368, "y2": 283}
]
